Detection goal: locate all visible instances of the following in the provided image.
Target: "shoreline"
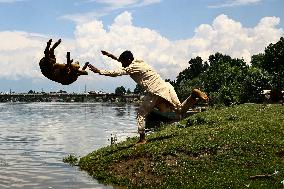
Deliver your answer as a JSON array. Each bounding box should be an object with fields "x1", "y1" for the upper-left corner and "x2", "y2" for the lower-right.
[
  {"x1": 0, "y1": 93, "x2": 142, "y2": 103},
  {"x1": 66, "y1": 104, "x2": 284, "y2": 188}
]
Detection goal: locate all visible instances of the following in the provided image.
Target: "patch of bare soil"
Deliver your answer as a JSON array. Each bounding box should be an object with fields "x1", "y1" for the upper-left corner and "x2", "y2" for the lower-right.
[{"x1": 110, "y1": 156, "x2": 164, "y2": 186}]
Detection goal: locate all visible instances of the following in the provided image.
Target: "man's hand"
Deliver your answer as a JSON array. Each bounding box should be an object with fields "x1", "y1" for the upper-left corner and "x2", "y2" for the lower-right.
[
  {"x1": 101, "y1": 50, "x2": 119, "y2": 61},
  {"x1": 88, "y1": 64, "x2": 100, "y2": 73}
]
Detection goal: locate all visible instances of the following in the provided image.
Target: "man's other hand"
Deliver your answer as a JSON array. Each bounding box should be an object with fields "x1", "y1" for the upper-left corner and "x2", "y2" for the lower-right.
[{"x1": 101, "y1": 50, "x2": 109, "y2": 56}]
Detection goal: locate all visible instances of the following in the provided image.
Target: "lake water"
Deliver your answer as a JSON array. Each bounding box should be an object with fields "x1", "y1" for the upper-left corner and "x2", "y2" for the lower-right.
[{"x1": 0, "y1": 102, "x2": 138, "y2": 189}]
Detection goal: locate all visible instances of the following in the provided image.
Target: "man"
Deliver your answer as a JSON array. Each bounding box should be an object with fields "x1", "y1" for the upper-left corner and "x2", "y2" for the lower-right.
[
  {"x1": 88, "y1": 50, "x2": 208, "y2": 145},
  {"x1": 39, "y1": 39, "x2": 89, "y2": 85}
]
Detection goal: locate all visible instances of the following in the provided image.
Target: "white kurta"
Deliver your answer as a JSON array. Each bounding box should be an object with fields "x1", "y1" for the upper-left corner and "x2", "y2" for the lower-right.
[
  {"x1": 98, "y1": 59, "x2": 182, "y2": 134},
  {"x1": 98, "y1": 59, "x2": 181, "y2": 108}
]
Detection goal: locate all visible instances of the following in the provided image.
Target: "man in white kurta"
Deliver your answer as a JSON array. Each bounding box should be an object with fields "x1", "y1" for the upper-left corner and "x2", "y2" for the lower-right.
[{"x1": 88, "y1": 50, "x2": 208, "y2": 144}]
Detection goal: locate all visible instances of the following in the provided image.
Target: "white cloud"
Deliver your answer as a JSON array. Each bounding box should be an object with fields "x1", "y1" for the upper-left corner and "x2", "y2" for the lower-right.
[
  {"x1": 0, "y1": 0, "x2": 28, "y2": 3},
  {"x1": 0, "y1": 31, "x2": 76, "y2": 80},
  {"x1": 60, "y1": 11, "x2": 105, "y2": 24},
  {"x1": 91, "y1": 0, "x2": 161, "y2": 8},
  {"x1": 0, "y1": 12, "x2": 282, "y2": 91},
  {"x1": 61, "y1": 0, "x2": 161, "y2": 23},
  {"x1": 113, "y1": 11, "x2": 133, "y2": 26},
  {"x1": 94, "y1": 0, "x2": 140, "y2": 8},
  {"x1": 187, "y1": 14, "x2": 283, "y2": 62},
  {"x1": 208, "y1": 0, "x2": 262, "y2": 8},
  {"x1": 0, "y1": 31, "x2": 45, "y2": 79},
  {"x1": 73, "y1": 11, "x2": 181, "y2": 79},
  {"x1": 71, "y1": 12, "x2": 283, "y2": 82}
]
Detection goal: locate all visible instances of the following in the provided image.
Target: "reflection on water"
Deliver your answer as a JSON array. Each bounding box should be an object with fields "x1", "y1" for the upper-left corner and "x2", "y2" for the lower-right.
[{"x1": 0, "y1": 102, "x2": 137, "y2": 189}]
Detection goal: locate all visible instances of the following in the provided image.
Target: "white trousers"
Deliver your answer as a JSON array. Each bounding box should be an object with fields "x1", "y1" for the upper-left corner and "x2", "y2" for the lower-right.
[
  {"x1": 137, "y1": 94, "x2": 162, "y2": 134},
  {"x1": 136, "y1": 92, "x2": 196, "y2": 134}
]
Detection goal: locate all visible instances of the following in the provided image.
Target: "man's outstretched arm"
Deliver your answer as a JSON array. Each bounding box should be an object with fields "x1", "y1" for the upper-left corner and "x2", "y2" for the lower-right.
[
  {"x1": 88, "y1": 64, "x2": 100, "y2": 73},
  {"x1": 101, "y1": 50, "x2": 120, "y2": 62},
  {"x1": 88, "y1": 64, "x2": 127, "y2": 77}
]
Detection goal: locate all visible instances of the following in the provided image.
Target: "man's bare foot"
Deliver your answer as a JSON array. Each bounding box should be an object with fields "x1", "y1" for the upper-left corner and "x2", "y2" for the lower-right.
[
  {"x1": 135, "y1": 133, "x2": 147, "y2": 146},
  {"x1": 192, "y1": 89, "x2": 209, "y2": 102},
  {"x1": 135, "y1": 139, "x2": 147, "y2": 146}
]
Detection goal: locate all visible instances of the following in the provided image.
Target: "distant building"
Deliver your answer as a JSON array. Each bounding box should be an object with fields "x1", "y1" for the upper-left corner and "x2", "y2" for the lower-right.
[{"x1": 88, "y1": 91, "x2": 97, "y2": 94}]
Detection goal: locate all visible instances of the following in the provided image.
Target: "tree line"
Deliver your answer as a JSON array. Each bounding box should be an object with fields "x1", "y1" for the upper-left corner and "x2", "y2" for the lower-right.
[
  {"x1": 170, "y1": 37, "x2": 284, "y2": 106},
  {"x1": 116, "y1": 37, "x2": 284, "y2": 106}
]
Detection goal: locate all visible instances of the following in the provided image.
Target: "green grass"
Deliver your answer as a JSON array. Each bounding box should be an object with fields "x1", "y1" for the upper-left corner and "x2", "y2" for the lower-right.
[{"x1": 72, "y1": 104, "x2": 284, "y2": 188}]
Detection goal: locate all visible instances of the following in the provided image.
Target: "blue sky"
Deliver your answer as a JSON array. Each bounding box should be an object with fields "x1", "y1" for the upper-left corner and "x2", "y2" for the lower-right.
[{"x1": 0, "y1": 0, "x2": 283, "y2": 93}]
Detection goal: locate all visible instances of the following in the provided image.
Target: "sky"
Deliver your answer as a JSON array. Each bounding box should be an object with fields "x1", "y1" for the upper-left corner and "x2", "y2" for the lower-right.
[{"x1": 0, "y1": 0, "x2": 283, "y2": 93}]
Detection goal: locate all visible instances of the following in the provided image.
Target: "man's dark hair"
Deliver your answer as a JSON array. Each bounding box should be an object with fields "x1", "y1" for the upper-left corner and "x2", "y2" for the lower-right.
[{"x1": 118, "y1": 51, "x2": 134, "y2": 62}]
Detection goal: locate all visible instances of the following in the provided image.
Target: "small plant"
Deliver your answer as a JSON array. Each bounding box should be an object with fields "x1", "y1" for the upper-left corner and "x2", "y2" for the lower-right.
[
  {"x1": 196, "y1": 115, "x2": 206, "y2": 124},
  {"x1": 225, "y1": 114, "x2": 240, "y2": 121},
  {"x1": 108, "y1": 133, "x2": 117, "y2": 145},
  {"x1": 63, "y1": 154, "x2": 79, "y2": 166},
  {"x1": 186, "y1": 118, "x2": 194, "y2": 127}
]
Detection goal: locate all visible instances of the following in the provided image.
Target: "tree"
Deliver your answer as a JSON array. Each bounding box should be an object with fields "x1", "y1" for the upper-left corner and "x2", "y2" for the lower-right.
[
  {"x1": 251, "y1": 37, "x2": 284, "y2": 90},
  {"x1": 28, "y1": 90, "x2": 34, "y2": 94},
  {"x1": 242, "y1": 67, "x2": 271, "y2": 103},
  {"x1": 115, "y1": 86, "x2": 126, "y2": 96},
  {"x1": 204, "y1": 53, "x2": 249, "y2": 105},
  {"x1": 175, "y1": 53, "x2": 249, "y2": 106},
  {"x1": 175, "y1": 77, "x2": 204, "y2": 101},
  {"x1": 173, "y1": 37, "x2": 284, "y2": 106},
  {"x1": 261, "y1": 37, "x2": 284, "y2": 89},
  {"x1": 176, "y1": 56, "x2": 208, "y2": 85},
  {"x1": 251, "y1": 53, "x2": 265, "y2": 68},
  {"x1": 126, "y1": 88, "x2": 132, "y2": 94},
  {"x1": 133, "y1": 84, "x2": 145, "y2": 94},
  {"x1": 209, "y1": 52, "x2": 247, "y2": 68}
]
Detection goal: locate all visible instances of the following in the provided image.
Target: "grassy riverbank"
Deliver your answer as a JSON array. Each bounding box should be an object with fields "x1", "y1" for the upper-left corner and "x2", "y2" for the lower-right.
[{"x1": 74, "y1": 104, "x2": 284, "y2": 188}]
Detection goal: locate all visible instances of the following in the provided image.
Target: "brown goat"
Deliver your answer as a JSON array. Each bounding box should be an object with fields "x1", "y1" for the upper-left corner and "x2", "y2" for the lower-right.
[{"x1": 39, "y1": 39, "x2": 88, "y2": 85}]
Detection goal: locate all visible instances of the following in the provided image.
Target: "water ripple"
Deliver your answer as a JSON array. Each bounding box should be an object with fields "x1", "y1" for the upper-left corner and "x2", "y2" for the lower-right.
[{"x1": 0, "y1": 102, "x2": 137, "y2": 189}]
